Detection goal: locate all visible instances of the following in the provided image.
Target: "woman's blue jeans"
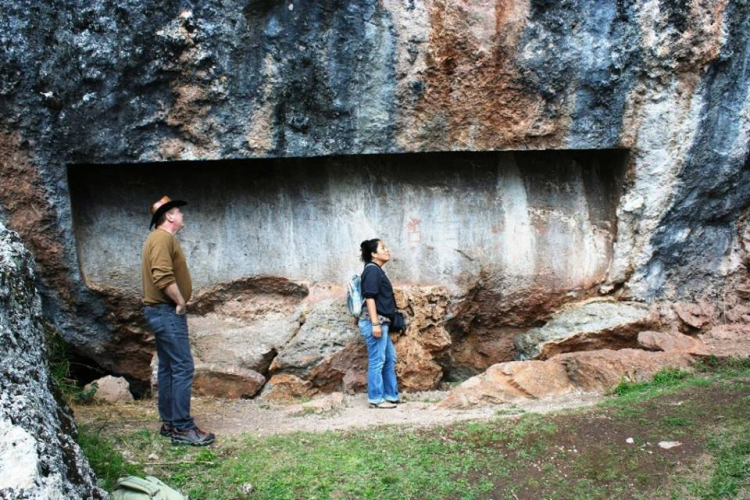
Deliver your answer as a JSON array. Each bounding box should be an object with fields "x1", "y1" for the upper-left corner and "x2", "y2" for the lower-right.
[
  {"x1": 144, "y1": 304, "x2": 196, "y2": 431},
  {"x1": 358, "y1": 319, "x2": 400, "y2": 404}
]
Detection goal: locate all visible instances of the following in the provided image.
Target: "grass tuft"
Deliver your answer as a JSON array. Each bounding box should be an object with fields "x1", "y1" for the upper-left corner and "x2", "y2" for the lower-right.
[
  {"x1": 77, "y1": 427, "x2": 144, "y2": 491},
  {"x1": 612, "y1": 368, "x2": 692, "y2": 397}
]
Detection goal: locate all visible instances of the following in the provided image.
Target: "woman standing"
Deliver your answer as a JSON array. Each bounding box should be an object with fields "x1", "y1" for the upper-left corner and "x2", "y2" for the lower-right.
[{"x1": 359, "y1": 239, "x2": 401, "y2": 409}]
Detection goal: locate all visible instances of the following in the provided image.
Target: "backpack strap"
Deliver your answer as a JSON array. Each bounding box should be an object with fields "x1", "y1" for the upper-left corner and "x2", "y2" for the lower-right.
[
  {"x1": 360, "y1": 263, "x2": 381, "y2": 303},
  {"x1": 362, "y1": 262, "x2": 379, "y2": 275}
]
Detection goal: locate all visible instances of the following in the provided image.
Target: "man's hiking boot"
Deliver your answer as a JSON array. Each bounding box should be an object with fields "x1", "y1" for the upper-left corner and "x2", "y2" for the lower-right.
[
  {"x1": 159, "y1": 423, "x2": 173, "y2": 437},
  {"x1": 171, "y1": 427, "x2": 216, "y2": 446}
]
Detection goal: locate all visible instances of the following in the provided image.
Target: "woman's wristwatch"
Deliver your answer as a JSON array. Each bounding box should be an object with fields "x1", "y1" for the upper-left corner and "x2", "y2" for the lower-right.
[{"x1": 372, "y1": 322, "x2": 380, "y2": 326}]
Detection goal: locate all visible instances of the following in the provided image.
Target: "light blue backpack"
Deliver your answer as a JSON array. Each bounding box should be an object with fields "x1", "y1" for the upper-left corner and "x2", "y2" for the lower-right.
[{"x1": 346, "y1": 263, "x2": 378, "y2": 317}]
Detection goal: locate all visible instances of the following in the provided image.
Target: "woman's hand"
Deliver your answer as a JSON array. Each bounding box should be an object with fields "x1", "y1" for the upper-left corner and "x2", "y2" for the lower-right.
[{"x1": 372, "y1": 325, "x2": 382, "y2": 338}]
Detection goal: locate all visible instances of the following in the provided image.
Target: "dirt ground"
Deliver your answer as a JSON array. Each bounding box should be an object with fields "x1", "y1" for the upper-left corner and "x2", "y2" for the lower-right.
[
  {"x1": 73, "y1": 390, "x2": 604, "y2": 438},
  {"x1": 73, "y1": 375, "x2": 750, "y2": 499}
]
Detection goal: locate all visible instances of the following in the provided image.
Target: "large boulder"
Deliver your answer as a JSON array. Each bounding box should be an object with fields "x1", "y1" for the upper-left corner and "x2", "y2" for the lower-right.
[
  {"x1": 268, "y1": 286, "x2": 454, "y2": 394},
  {"x1": 555, "y1": 349, "x2": 694, "y2": 392},
  {"x1": 84, "y1": 375, "x2": 134, "y2": 404},
  {"x1": 189, "y1": 276, "x2": 306, "y2": 373},
  {"x1": 637, "y1": 330, "x2": 709, "y2": 355},
  {"x1": 180, "y1": 277, "x2": 306, "y2": 399},
  {"x1": 0, "y1": 224, "x2": 105, "y2": 498},
  {"x1": 438, "y1": 360, "x2": 573, "y2": 409},
  {"x1": 439, "y1": 348, "x2": 694, "y2": 409},
  {"x1": 514, "y1": 299, "x2": 658, "y2": 360},
  {"x1": 189, "y1": 315, "x2": 298, "y2": 374},
  {"x1": 260, "y1": 373, "x2": 317, "y2": 402},
  {"x1": 270, "y1": 299, "x2": 361, "y2": 380},
  {"x1": 192, "y1": 363, "x2": 266, "y2": 399}
]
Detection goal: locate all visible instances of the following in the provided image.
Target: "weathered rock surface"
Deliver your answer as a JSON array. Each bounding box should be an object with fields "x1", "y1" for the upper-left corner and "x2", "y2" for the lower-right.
[
  {"x1": 637, "y1": 330, "x2": 709, "y2": 355},
  {"x1": 270, "y1": 299, "x2": 360, "y2": 378},
  {"x1": 190, "y1": 315, "x2": 292, "y2": 374},
  {"x1": 307, "y1": 343, "x2": 368, "y2": 393},
  {"x1": 448, "y1": 327, "x2": 521, "y2": 378},
  {"x1": 700, "y1": 324, "x2": 750, "y2": 358},
  {"x1": 673, "y1": 302, "x2": 715, "y2": 332},
  {"x1": 193, "y1": 364, "x2": 265, "y2": 399},
  {"x1": 83, "y1": 283, "x2": 154, "y2": 394},
  {"x1": 514, "y1": 299, "x2": 658, "y2": 360},
  {"x1": 392, "y1": 287, "x2": 453, "y2": 391},
  {"x1": 439, "y1": 348, "x2": 694, "y2": 409},
  {"x1": 438, "y1": 360, "x2": 574, "y2": 409},
  {"x1": 189, "y1": 277, "x2": 306, "y2": 375},
  {"x1": 555, "y1": 349, "x2": 694, "y2": 392},
  {"x1": 0, "y1": 224, "x2": 104, "y2": 498},
  {"x1": 84, "y1": 375, "x2": 134, "y2": 404},
  {"x1": 269, "y1": 286, "x2": 454, "y2": 394},
  {"x1": 260, "y1": 373, "x2": 317, "y2": 402}
]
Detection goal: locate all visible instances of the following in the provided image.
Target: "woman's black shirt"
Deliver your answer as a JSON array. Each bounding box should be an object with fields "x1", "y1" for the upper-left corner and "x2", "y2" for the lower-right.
[{"x1": 361, "y1": 263, "x2": 396, "y2": 318}]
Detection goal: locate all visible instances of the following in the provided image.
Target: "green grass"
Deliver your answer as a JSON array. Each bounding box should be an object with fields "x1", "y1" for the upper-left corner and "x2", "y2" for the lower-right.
[
  {"x1": 707, "y1": 431, "x2": 750, "y2": 498},
  {"x1": 611, "y1": 367, "x2": 692, "y2": 397},
  {"x1": 78, "y1": 358, "x2": 750, "y2": 499},
  {"x1": 77, "y1": 427, "x2": 144, "y2": 491}
]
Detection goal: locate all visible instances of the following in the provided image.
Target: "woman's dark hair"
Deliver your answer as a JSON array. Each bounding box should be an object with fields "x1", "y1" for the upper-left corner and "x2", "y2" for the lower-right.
[{"x1": 360, "y1": 239, "x2": 380, "y2": 263}]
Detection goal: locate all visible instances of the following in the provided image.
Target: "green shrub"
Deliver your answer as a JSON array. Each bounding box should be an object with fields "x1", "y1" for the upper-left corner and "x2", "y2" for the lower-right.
[{"x1": 652, "y1": 368, "x2": 691, "y2": 385}]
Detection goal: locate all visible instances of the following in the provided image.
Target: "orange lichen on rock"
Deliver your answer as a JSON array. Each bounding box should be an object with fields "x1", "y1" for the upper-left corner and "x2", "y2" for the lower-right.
[
  {"x1": 0, "y1": 128, "x2": 73, "y2": 301},
  {"x1": 398, "y1": 0, "x2": 568, "y2": 151}
]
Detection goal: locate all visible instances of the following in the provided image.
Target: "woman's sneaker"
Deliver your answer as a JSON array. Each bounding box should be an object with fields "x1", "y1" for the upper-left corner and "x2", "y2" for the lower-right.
[
  {"x1": 171, "y1": 427, "x2": 216, "y2": 446},
  {"x1": 369, "y1": 401, "x2": 397, "y2": 409}
]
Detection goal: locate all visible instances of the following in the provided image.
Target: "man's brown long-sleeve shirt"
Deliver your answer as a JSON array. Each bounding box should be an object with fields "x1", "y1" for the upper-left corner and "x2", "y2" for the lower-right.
[{"x1": 141, "y1": 228, "x2": 192, "y2": 305}]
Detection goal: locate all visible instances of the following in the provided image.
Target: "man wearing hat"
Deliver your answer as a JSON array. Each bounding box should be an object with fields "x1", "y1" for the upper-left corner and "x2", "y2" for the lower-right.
[{"x1": 141, "y1": 196, "x2": 215, "y2": 446}]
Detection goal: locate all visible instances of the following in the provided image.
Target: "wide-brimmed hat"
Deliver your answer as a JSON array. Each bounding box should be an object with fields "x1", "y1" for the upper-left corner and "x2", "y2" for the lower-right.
[{"x1": 149, "y1": 196, "x2": 187, "y2": 229}]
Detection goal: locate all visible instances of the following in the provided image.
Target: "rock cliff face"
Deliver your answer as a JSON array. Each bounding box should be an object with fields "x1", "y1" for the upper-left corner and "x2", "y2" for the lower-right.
[
  {"x1": 0, "y1": 223, "x2": 104, "y2": 498},
  {"x1": 1, "y1": 1, "x2": 749, "y2": 392}
]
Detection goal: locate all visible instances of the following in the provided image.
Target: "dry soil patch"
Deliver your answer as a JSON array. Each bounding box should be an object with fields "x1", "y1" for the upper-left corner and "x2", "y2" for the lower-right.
[{"x1": 73, "y1": 390, "x2": 604, "y2": 437}]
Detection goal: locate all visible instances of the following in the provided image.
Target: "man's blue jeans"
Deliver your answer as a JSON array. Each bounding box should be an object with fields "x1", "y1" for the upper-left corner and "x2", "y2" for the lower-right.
[
  {"x1": 358, "y1": 319, "x2": 400, "y2": 404},
  {"x1": 144, "y1": 304, "x2": 195, "y2": 431}
]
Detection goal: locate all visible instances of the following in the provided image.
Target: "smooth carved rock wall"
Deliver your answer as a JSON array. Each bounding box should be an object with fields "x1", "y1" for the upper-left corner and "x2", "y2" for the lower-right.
[
  {"x1": 0, "y1": 223, "x2": 104, "y2": 498},
  {"x1": 0, "y1": 1, "x2": 749, "y2": 385},
  {"x1": 69, "y1": 149, "x2": 624, "y2": 292}
]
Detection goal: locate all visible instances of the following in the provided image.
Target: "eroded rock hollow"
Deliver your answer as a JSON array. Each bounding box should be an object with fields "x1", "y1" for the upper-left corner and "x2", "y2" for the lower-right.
[{"x1": 1, "y1": 1, "x2": 749, "y2": 397}]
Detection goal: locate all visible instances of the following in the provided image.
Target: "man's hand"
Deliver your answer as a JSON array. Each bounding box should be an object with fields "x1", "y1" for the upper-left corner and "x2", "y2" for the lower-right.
[
  {"x1": 164, "y1": 283, "x2": 187, "y2": 315},
  {"x1": 372, "y1": 325, "x2": 382, "y2": 338}
]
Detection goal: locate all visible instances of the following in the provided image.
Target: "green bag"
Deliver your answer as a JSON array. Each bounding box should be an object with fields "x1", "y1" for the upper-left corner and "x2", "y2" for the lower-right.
[{"x1": 111, "y1": 476, "x2": 187, "y2": 500}]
